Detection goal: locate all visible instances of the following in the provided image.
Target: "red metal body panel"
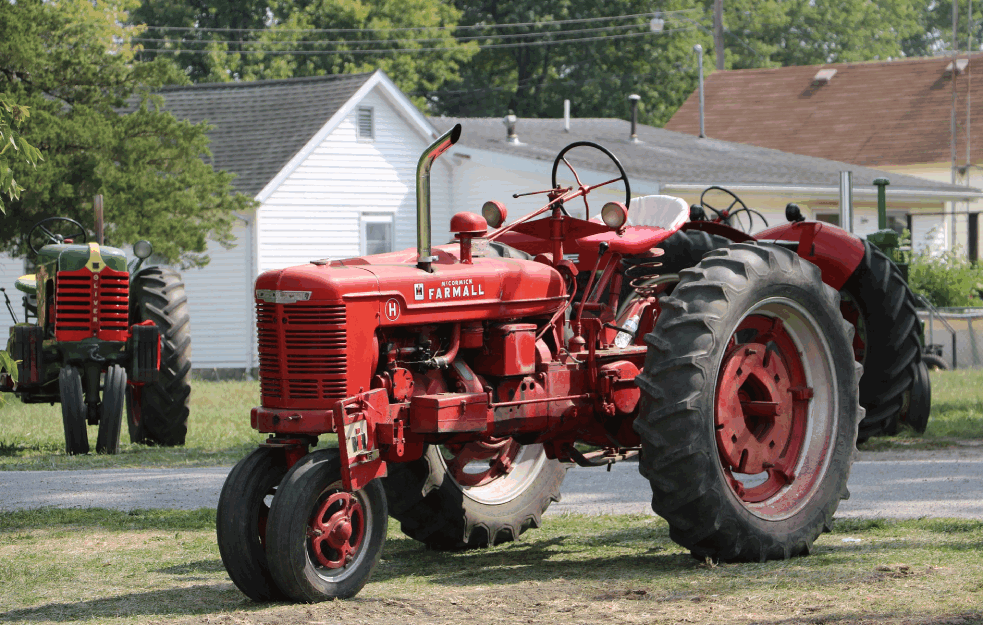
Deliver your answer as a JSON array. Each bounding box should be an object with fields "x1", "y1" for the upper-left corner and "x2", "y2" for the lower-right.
[
  {"x1": 755, "y1": 222, "x2": 865, "y2": 290},
  {"x1": 495, "y1": 218, "x2": 677, "y2": 262},
  {"x1": 54, "y1": 267, "x2": 129, "y2": 342}
]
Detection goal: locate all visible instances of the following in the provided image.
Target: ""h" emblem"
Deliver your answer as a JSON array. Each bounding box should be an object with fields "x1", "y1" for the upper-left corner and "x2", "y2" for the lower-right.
[{"x1": 384, "y1": 298, "x2": 400, "y2": 321}]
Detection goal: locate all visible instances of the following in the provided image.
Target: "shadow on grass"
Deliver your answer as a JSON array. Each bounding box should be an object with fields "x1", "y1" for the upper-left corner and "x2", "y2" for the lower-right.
[{"x1": 0, "y1": 584, "x2": 250, "y2": 622}]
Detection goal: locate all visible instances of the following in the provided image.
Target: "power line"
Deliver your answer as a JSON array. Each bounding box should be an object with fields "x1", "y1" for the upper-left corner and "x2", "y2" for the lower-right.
[
  {"x1": 137, "y1": 8, "x2": 699, "y2": 34},
  {"x1": 136, "y1": 26, "x2": 695, "y2": 56},
  {"x1": 132, "y1": 21, "x2": 657, "y2": 47}
]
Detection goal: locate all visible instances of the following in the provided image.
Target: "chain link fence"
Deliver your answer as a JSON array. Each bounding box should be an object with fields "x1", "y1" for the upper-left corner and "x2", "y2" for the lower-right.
[{"x1": 918, "y1": 307, "x2": 983, "y2": 369}]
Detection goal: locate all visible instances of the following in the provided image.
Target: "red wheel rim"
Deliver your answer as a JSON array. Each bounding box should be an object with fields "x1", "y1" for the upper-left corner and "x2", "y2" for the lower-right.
[
  {"x1": 307, "y1": 491, "x2": 365, "y2": 569},
  {"x1": 443, "y1": 438, "x2": 520, "y2": 487},
  {"x1": 715, "y1": 314, "x2": 813, "y2": 503}
]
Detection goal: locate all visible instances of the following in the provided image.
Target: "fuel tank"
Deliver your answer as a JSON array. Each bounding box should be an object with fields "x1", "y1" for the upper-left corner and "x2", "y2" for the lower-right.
[{"x1": 254, "y1": 246, "x2": 566, "y2": 409}]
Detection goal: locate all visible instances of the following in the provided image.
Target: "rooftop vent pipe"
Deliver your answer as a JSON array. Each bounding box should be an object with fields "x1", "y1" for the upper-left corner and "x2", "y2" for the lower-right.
[
  {"x1": 629, "y1": 94, "x2": 641, "y2": 143},
  {"x1": 564, "y1": 99, "x2": 570, "y2": 133},
  {"x1": 417, "y1": 124, "x2": 462, "y2": 272},
  {"x1": 504, "y1": 114, "x2": 519, "y2": 143},
  {"x1": 695, "y1": 44, "x2": 706, "y2": 138}
]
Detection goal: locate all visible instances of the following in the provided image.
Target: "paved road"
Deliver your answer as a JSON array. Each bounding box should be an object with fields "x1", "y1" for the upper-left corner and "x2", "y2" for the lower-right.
[{"x1": 2, "y1": 448, "x2": 981, "y2": 518}]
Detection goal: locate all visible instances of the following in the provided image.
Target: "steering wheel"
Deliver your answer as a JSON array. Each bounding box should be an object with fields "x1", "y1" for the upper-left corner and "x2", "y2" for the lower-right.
[
  {"x1": 28, "y1": 217, "x2": 88, "y2": 254},
  {"x1": 699, "y1": 186, "x2": 769, "y2": 232},
  {"x1": 551, "y1": 141, "x2": 631, "y2": 218}
]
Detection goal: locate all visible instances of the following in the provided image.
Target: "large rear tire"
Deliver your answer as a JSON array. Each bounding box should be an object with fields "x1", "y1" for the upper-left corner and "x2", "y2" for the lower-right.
[
  {"x1": 217, "y1": 447, "x2": 289, "y2": 602},
  {"x1": 635, "y1": 244, "x2": 861, "y2": 561},
  {"x1": 266, "y1": 449, "x2": 387, "y2": 602},
  {"x1": 383, "y1": 442, "x2": 566, "y2": 550},
  {"x1": 128, "y1": 267, "x2": 192, "y2": 446},
  {"x1": 840, "y1": 241, "x2": 921, "y2": 442}
]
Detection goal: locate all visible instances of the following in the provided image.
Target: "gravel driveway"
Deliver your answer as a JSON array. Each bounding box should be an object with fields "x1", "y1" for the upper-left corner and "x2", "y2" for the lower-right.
[{"x1": 2, "y1": 447, "x2": 981, "y2": 518}]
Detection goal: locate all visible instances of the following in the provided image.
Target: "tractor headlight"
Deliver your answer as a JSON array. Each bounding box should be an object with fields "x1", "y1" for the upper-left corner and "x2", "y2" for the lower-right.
[
  {"x1": 601, "y1": 202, "x2": 628, "y2": 229},
  {"x1": 481, "y1": 201, "x2": 508, "y2": 229},
  {"x1": 133, "y1": 240, "x2": 154, "y2": 260}
]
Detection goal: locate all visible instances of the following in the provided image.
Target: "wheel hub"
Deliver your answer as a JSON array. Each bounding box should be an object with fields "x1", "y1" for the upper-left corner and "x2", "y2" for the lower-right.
[
  {"x1": 444, "y1": 438, "x2": 519, "y2": 487},
  {"x1": 308, "y1": 492, "x2": 364, "y2": 569},
  {"x1": 715, "y1": 315, "x2": 812, "y2": 503}
]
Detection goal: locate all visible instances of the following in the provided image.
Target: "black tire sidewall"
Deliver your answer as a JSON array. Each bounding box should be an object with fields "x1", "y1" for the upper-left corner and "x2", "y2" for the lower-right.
[{"x1": 217, "y1": 447, "x2": 289, "y2": 602}]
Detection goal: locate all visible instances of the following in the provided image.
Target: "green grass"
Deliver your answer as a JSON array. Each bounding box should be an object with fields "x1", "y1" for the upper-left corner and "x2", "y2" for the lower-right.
[
  {"x1": 0, "y1": 380, "x2": 292, "y2": 471},
  {"x1": 1, "y1": 371, "x2": 981, "y2": 469},
  {"x1": 0, "y1": 509, "x2": 981, "y2": 624},
  {"x1": 860, "y1": 369, "x2": 983, "y2": 451}
]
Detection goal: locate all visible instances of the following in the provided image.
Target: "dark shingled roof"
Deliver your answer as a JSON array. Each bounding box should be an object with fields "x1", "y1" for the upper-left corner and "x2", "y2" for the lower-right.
[
  {"x1": 140, "y1": 72, "x2": 375, "y2": 197},
  {"x1": 664, "y1": 55, "x2": 983, "y2": 167},
  {"x1": 429, "y1": 116, "x2": 975, "y2": 196}
]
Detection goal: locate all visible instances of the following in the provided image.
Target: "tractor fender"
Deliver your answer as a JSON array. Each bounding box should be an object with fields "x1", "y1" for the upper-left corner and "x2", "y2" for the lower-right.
[{"x1": 754, "y1": 222, "x2": 865, "y2": 290}]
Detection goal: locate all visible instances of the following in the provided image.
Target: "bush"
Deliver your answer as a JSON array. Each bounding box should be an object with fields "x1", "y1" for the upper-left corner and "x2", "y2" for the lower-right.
[{"x1": 907, "y1": 246, "x2": 983, "y2": 307}]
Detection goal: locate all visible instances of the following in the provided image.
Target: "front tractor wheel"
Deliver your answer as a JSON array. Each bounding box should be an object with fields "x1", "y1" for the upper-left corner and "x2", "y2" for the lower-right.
[
  {"x1": 59, "y1": 366, "x2": 88, "y2": 456},
  {"x1": 383, "y1": 442, "x2": 566, "y2": 550},
  {"x1": 635, "y1": 243, "x2": 861, "y2": 562},
  {"x1": 96, "y1": 365, "x2": 127, "y2": 454},
  {"x1": 266, "y1": 449, "x2": 387, "y2": 602}
]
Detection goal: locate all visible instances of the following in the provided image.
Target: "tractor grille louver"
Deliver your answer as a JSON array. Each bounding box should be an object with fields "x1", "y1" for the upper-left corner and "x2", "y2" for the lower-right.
[
  {"x1": 54, "y1": 269, "x2": 130, "y2": 341},
  {"x1": 257, "y1": 301, "x2": 348, "y2": 405}
]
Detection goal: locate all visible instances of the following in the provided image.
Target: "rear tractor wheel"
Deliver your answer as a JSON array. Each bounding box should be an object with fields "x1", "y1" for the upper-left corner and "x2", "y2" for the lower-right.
[
  {"x1": 635, "y1": 243, "x2": 862, "y2": 562},
  {"x1": 383, "y1": 441, "x2": 566, "y2": 550},
  {"x1": 127, "y1": 267, "x2": 192, "y2": 446}
]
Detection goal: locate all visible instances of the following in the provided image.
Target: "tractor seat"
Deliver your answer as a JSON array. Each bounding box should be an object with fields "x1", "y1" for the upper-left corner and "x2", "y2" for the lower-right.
[
  {"x1": 627, "y1": 194, "x2": 690, "y2": 231},
  {"x1": 14, "y1": 274, "x2": 37, "y2": 295}
]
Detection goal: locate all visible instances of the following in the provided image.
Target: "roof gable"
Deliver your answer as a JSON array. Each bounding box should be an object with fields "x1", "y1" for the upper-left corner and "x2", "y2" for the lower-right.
[
  {"x1": 664, "y1": 55, "x2": 983, "y2": 167},
  {"x1": 143, "y1": 70, "x2": 437, "y2": 199}
]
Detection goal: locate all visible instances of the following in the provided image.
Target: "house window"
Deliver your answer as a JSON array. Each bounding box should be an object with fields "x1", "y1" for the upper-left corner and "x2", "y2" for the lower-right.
[
  {"x1": 886, "y1": 212, "x2": 908, "y2": 236},
  {"x1": 815, "y1": 213, "x2": 839, "y2": 226},
  {"x1": 361, "y1": 214, "x2": 393, "y2": 256},
  {"x1": 357, "y1": 107, "x2": 374, "y2": 141}
]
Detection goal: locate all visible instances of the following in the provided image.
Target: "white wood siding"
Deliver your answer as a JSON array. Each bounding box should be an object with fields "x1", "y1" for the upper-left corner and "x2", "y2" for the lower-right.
[
  {"x1": 258, "y1": 89, "x2": 449, "y2": 274},
  {"x1": 0, "y1": 254, "x2": 26, "y2": 342},
  {"x1": 167, "y1": 221, "x2": 253, "y2": 370}
]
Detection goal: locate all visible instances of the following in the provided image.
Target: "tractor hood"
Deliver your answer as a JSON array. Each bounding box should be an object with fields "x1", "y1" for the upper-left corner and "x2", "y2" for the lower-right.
[
  {"x1": 37, "y1": 243, "x2": 127, "y2": 273},
  {"x1": 255, "y1": 245, "x2": 567, "y2": 326}
]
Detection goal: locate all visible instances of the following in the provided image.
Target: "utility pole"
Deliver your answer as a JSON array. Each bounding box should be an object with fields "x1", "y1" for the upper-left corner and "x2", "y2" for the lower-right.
[
  {"x1": 714, "y1": 0, "x2": 725, "y2": 70},
  {"x1": 951, "y1": 0, "x2": 959, "y2": 250}
]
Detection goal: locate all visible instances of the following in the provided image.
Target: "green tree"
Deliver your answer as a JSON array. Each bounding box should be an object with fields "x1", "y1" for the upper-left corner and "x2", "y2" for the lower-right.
[
  {"x1": 0, "y1": 96, "x2": 42, "y2": 214},
  {"x1": 0, "y1": 0, "x2": 254, "y2": 267},
  {"x1": 710, "y1": 0, "x2": 932, "y2": 69},
  {"x1": 132, "y1": 0, "x2": 477, "y2": 107},
  {"x1": 429, "y1": 0, "x2": 708, "y2": 126}
]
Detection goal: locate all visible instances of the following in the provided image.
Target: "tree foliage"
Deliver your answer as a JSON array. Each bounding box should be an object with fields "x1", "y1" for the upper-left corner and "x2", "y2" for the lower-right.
[
  {"x1": 0, "y1": 95, "x2": 42, "y2": 214},
  {"x1": 131, "y1": 0, "x2": 477, "y2": 107},
  {"x1": 0, "y1": 0, "x2": 254, "y2": 266}
]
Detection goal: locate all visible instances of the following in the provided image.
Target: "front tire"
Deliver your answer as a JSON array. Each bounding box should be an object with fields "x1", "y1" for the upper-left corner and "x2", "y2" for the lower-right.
[
  {"x1": 383, "y1": 442, "x2": 566, "y2": 550},
  {"x1": 96, "y1": 365, "x2": 127, "y2": 454},
  {"x1": 900, "y1": 360, "x2": 931, "y2": 433},
  {"x1": 266, "y1": 449, "x2": 387, "y2": 602},
  {"x1": 635, "y1": 244, "x2": 861, "y2": 561},
  {"x1": 217, "y1": 447, "x2": 290, "y2": 602},
  {"x1": 128, "y1": 267, "x2": 192, "y2": 446},
  {"x1": 59, "y1": 366, "x2": 88, "y2": 455}
]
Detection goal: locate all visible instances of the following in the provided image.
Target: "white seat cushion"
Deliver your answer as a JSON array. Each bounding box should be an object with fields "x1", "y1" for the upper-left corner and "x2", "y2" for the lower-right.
[{"x1": 627, "y1": 195, "x2": 689, "y2": 232}]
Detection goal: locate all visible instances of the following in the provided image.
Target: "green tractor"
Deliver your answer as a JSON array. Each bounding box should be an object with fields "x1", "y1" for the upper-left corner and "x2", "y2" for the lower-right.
[{"x1": 0, "y1": 217, "x2": 192, "y2": 454}]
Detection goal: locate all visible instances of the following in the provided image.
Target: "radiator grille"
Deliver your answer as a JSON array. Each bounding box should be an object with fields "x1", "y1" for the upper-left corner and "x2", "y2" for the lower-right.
[
  {"x1": 53, "y1": 269, "x2": 130, "y2": 341},
  {"x1": 257, "y1": 301, "x2": 348, "y2": 404}
]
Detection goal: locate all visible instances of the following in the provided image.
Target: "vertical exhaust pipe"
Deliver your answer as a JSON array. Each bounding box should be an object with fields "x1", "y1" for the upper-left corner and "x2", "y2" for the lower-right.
[
  {"x1": 417, "y1": 123, "x2": 463, "y2": 272},
  {"x1": 629, "y1": 94, "x2": 640, "y2": 143},
  {"x1": 695, "y1": 44, "x2": 706, "y2": 138}
]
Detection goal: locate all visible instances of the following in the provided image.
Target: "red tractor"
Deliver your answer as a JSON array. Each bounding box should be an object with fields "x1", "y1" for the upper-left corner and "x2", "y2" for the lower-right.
[{"x1": 218, "y1": 126, "x2": 862, "y2": 602}]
